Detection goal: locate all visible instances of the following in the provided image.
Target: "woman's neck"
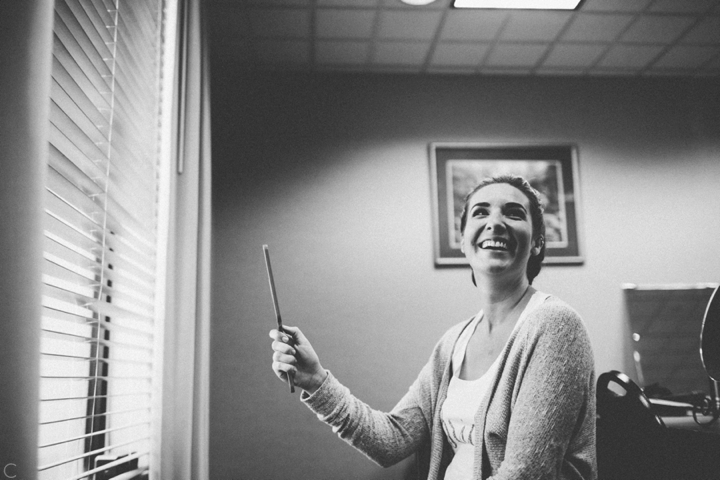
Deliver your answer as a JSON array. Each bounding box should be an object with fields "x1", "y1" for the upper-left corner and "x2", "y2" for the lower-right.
[{"x1": 474, "y1": 275, "x2": 532, "y2": 328}]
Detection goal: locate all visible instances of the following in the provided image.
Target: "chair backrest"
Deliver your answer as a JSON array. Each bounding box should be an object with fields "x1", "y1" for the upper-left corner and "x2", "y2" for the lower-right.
[
  {"x1": 597, "y1": 370, "x2": 665, "y2": 429},
  {"x1": 596, "y1": 370, "x2": 669, "y2": 480}
]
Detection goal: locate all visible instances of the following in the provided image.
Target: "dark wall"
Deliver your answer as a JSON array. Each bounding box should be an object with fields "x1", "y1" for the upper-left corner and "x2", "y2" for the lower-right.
[{"x1": 0, "y1": 2, "x2": 53, "y2": 478}]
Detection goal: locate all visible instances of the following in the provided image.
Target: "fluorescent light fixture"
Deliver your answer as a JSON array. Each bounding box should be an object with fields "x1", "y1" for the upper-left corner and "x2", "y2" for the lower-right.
[
  {"x1": 454, "y1": 0, "x2": 581, "y2": 9},
  {"x1": 401, "y1": 0, "x2": 437, "y2": 5}
]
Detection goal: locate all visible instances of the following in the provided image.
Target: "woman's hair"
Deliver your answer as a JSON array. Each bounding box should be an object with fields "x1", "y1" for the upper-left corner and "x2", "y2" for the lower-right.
[{"x1": 459, "y1": 175, "x2": 546, "y2": 284}]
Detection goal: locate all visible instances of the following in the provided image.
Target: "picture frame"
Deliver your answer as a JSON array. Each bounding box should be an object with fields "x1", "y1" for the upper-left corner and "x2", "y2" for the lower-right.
[{"x1": 429, "y1": 143, "x2": 584, "y2": 266}]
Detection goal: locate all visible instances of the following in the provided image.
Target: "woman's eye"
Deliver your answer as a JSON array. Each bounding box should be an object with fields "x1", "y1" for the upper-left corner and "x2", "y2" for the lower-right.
[
  {"x1": 472, "y1": 208, "x2": 488, "y2": 217},
  {"x1": 507, "y1": 209, "x2": 526, "y2": 219}
]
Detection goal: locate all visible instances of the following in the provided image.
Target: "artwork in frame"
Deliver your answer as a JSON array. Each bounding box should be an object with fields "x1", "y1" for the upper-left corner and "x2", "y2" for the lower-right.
[{"x1": 429, "y1": 143, "x2": 584, "y2": 266}]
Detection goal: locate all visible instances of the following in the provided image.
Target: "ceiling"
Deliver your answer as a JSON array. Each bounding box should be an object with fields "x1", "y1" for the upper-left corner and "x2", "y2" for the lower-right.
[{"x1": 208, "y1": 0, "x2": 720, "y2": 77}]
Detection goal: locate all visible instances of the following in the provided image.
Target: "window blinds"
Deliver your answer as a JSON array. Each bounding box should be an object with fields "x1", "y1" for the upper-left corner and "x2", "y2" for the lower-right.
[{"x1": 39, "y1": 1, "x2": 164, "y2": 478}]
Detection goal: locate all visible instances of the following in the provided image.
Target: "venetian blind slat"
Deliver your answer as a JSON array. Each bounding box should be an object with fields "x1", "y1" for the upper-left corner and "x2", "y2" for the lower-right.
[
  {"x1": 86, "y1": 0, "x2": 115, "y2": 30},
  {"x1": 53, "y1": 11, "x2": 112, "y2": 92},
  {"x1": 52, "y1": 39, "x2": 112, "y2": 116},
  {"x1": 41, "y1": 0, "x2": 163, "y2": 477},
  {"x1": 39, "y1": 419, "x2": 151, "y2": 449},
  {"x1": 40, "y1": 315, "x2": 154, "y2": 350},
  {"x1": 51, "y1": 63, "x2": 110, "y2": 139}
]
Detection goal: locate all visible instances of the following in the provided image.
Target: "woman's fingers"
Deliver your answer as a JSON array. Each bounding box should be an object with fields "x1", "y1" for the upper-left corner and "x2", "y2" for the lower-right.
[
  {"x1": 271, "y1": 339, "x2": 295, "y2": 355},
  {"x1": 270, "y1": 329, "x2": 298, "y2": 384},
  {"x1": 278, "y1": 325, "x2": 304, "y2": 345},
  {"x1": 269, "y1": 328, "x2": 291, "y2": 342},
  {"x1": 272, "y1": 361, "x2": 296, "y2": 381},
  {"x1": 269, "y1": 325, "x2": 324, "y2": 392},
  {"x1": 272, "y1": 350, "x2": 296, "y2": 365},
  {"x1": 269, "y1": 327, "x2": 300, "y2": 348}
]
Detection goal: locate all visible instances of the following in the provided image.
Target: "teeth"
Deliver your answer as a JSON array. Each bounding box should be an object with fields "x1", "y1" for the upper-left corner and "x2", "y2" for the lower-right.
[{"x1": 481, "y1": 239, "x2": 508, "y2": 249}]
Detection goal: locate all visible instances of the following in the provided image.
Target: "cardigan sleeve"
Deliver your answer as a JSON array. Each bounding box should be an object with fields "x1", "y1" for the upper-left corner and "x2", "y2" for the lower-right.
[
  {"x1": 300, "y1": 335, "x2": 450, "y2": 468},
  {"x1": 487, "y1": 302, "x2": 597, "y2": 480}
]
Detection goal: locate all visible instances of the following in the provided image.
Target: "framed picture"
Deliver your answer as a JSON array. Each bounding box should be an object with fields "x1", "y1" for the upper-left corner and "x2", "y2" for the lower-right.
[{"x1": 429, "y1": 143, "x2": 583, "y2": 266}]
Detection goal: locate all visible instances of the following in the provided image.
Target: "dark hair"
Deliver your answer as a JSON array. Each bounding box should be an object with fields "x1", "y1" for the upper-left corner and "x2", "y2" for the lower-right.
[{"x1": 459, "y1": 175, "x2": 546, "y2": 284}]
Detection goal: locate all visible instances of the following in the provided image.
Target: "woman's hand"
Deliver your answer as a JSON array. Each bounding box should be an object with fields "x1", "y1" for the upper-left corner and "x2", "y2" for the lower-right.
[{"x1": 269, "y1": 326, "x2": 327, "y2": 394}]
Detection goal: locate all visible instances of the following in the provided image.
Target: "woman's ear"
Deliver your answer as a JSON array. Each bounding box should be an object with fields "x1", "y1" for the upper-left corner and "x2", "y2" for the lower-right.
[{"x1": 532, "y1": 235, "x2": 544, "y2": 256}]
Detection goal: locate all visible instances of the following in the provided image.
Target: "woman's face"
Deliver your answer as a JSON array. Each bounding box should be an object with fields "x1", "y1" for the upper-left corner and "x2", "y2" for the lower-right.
[{"x1": 461, "y1": 183, "x2": 537, "y2": 283}]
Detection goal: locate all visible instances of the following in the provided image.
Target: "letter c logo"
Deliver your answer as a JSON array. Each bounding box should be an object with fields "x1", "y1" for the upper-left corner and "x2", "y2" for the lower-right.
[{"x1": 3, "y1": 463, "x2": 17, "y2": 478}]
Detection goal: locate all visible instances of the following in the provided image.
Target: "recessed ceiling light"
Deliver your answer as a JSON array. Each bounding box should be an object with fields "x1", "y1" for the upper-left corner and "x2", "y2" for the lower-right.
[
  {"x1": 401, "y1": 0, "x2": 437, "y2": 5},
  {"x1": 453, "y1": 0, "x2": 581, "y2": 9}
]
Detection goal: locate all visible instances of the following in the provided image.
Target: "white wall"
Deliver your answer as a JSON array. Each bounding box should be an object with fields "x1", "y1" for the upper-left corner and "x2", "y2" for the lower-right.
[{"x1": 210, "y1": 69, "x2": 720, "y2": 479}]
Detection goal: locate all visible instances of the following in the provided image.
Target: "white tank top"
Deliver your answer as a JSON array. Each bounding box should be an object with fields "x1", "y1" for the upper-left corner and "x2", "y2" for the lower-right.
[{"x1": 440, "y1": 291, "x2": 550, "y2": 480}]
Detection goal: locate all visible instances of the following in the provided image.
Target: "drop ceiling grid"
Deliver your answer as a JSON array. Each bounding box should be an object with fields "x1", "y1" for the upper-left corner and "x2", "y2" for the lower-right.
[{"x1": 209, "y1": 0, "x2": 720, "y2": 76}]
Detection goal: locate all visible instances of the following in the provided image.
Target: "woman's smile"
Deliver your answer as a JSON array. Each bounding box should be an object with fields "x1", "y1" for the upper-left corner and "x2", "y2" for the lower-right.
[
  {"x1": 480, "y1": 239, "x2": 507, "y2": 249},
  {"x1": 475, "y1": 235, "x2": 517, "y2": 259},
  {"x1": 478, "y1": 237, "x2": 512, "y2": 252}
]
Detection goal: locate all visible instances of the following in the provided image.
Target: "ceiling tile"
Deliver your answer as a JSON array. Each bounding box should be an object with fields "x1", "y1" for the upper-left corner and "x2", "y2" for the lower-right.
[
  {"x1": 587, "y1": 68, "x2": 638, "y2": 75},
  {"x1": 212, "y1": 40, "x2": 255, "y2": 64},
  {"x1": 315, "y1": 40, "x2": 371, "y2": 64},
  {"x1": 209, "y1": 0, "x2": 720, "y2": 77},
  {"x1": 648, "y1": 0, "x2": 717, "y2": 13},
  {"x1": 619, "y1": 15, "x2": 696, "y2": 44},
  {"x1": 243, "y1": 0, "x2": 311, "y2": 5},
  {"x1": 535, "y1": 68, "x2": 586, "y2": 75},
  {"x1": 373, "y1": 42, "x2": 430, "y2": 65},
  {"x1": 543, "y1": 44, "x2": 606, "y2": 67},
  {"x1": 680, "y1": 16, "x2": 720, "y2": 44},
  {"x1": 316, "y1": 9, "x2": 376, "y2": 39},
  {"x1": 370, "y1": 64, "x2": 424, "y2": 74},
  {"x1": 480, "y1": 66, "x2": 534, "y2": 75},
  {"x1": 702, "y1": 52, "x2": 720, "y2": 69},
  {"x1": 485, "y1": 43, "x2": 547, "y2": 67},
  {"x1": 561, "y1": 14, "x2": 635, "y2": 42},
  {"x1": 249, "y1": 8, "x2": 311, "y2": 38},
  {"x1": 597, "y1": 44, "x2": 664, "y2": 68},
  {"x1": 317, "y1": 0, "x2": 380, "y2": 6},
  {"x1": 427, "y1": 66, "x2": 477, "y2": 74},
  {"x1": 209, "y1": 6, "x2": 252, "y2": 41},
  {"x1": 580, "y1": 0, "x2": 653, "y2": 12},
  {"x1": 500, "y1": 11, "x2": 573, "y2": 42},
  {"x1": 643, "y1": 69, "x2": 689, "y2": 76},
  {"x1": 378, "y1": 10, "x2": 444, "y2": 40},
  {"x1": 652, "y1": 45, "x2": 719, "y2": 68},
  {"x1": 430, "y1": 43, "x2": 490, "y2": 67},
  {"x1": 255, "y1": 39, "x2": 310, "y2": 64},
  {"x1": 438, "y1": 10, "x2": 507, "y2": 42}
]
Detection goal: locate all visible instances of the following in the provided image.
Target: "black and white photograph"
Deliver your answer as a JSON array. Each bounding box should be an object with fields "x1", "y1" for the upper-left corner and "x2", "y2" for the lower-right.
[{"x1": 2, "y1": 1, "x2": 720, "y2": 479}]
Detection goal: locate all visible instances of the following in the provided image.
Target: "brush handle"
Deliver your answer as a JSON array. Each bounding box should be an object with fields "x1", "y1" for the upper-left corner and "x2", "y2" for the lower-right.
[
  {"x1": 263, "y1": 245, "x2": 295, "y2": 393},
  {"x1": 281, "y1": 328, "x2": 296, "y2": 394}
]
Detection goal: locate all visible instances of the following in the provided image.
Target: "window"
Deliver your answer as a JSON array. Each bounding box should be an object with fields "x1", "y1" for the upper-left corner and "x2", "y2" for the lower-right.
[{"x1": 39, "y1": 0, "x2": 166, "y2": 478}]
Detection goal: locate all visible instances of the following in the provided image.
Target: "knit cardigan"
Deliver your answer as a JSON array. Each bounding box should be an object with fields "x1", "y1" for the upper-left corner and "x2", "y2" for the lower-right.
[{"x1": 301, "y1": 296, "x2": 597, "y2": 480}]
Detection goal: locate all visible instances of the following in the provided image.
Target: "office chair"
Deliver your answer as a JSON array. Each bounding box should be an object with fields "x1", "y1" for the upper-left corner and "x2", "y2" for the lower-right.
[{"x1": 596, "y1": 370, "x2": 671, "y2": 480}]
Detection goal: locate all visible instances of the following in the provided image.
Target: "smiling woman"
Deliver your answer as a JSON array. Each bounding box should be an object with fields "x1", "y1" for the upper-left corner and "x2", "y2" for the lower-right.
[
  {"x1": 459, "y1": 176, "x2": 546, "y2": 287},
  {"x1": 268, "y1": 175, "x2": 596, "y2": 480}
]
